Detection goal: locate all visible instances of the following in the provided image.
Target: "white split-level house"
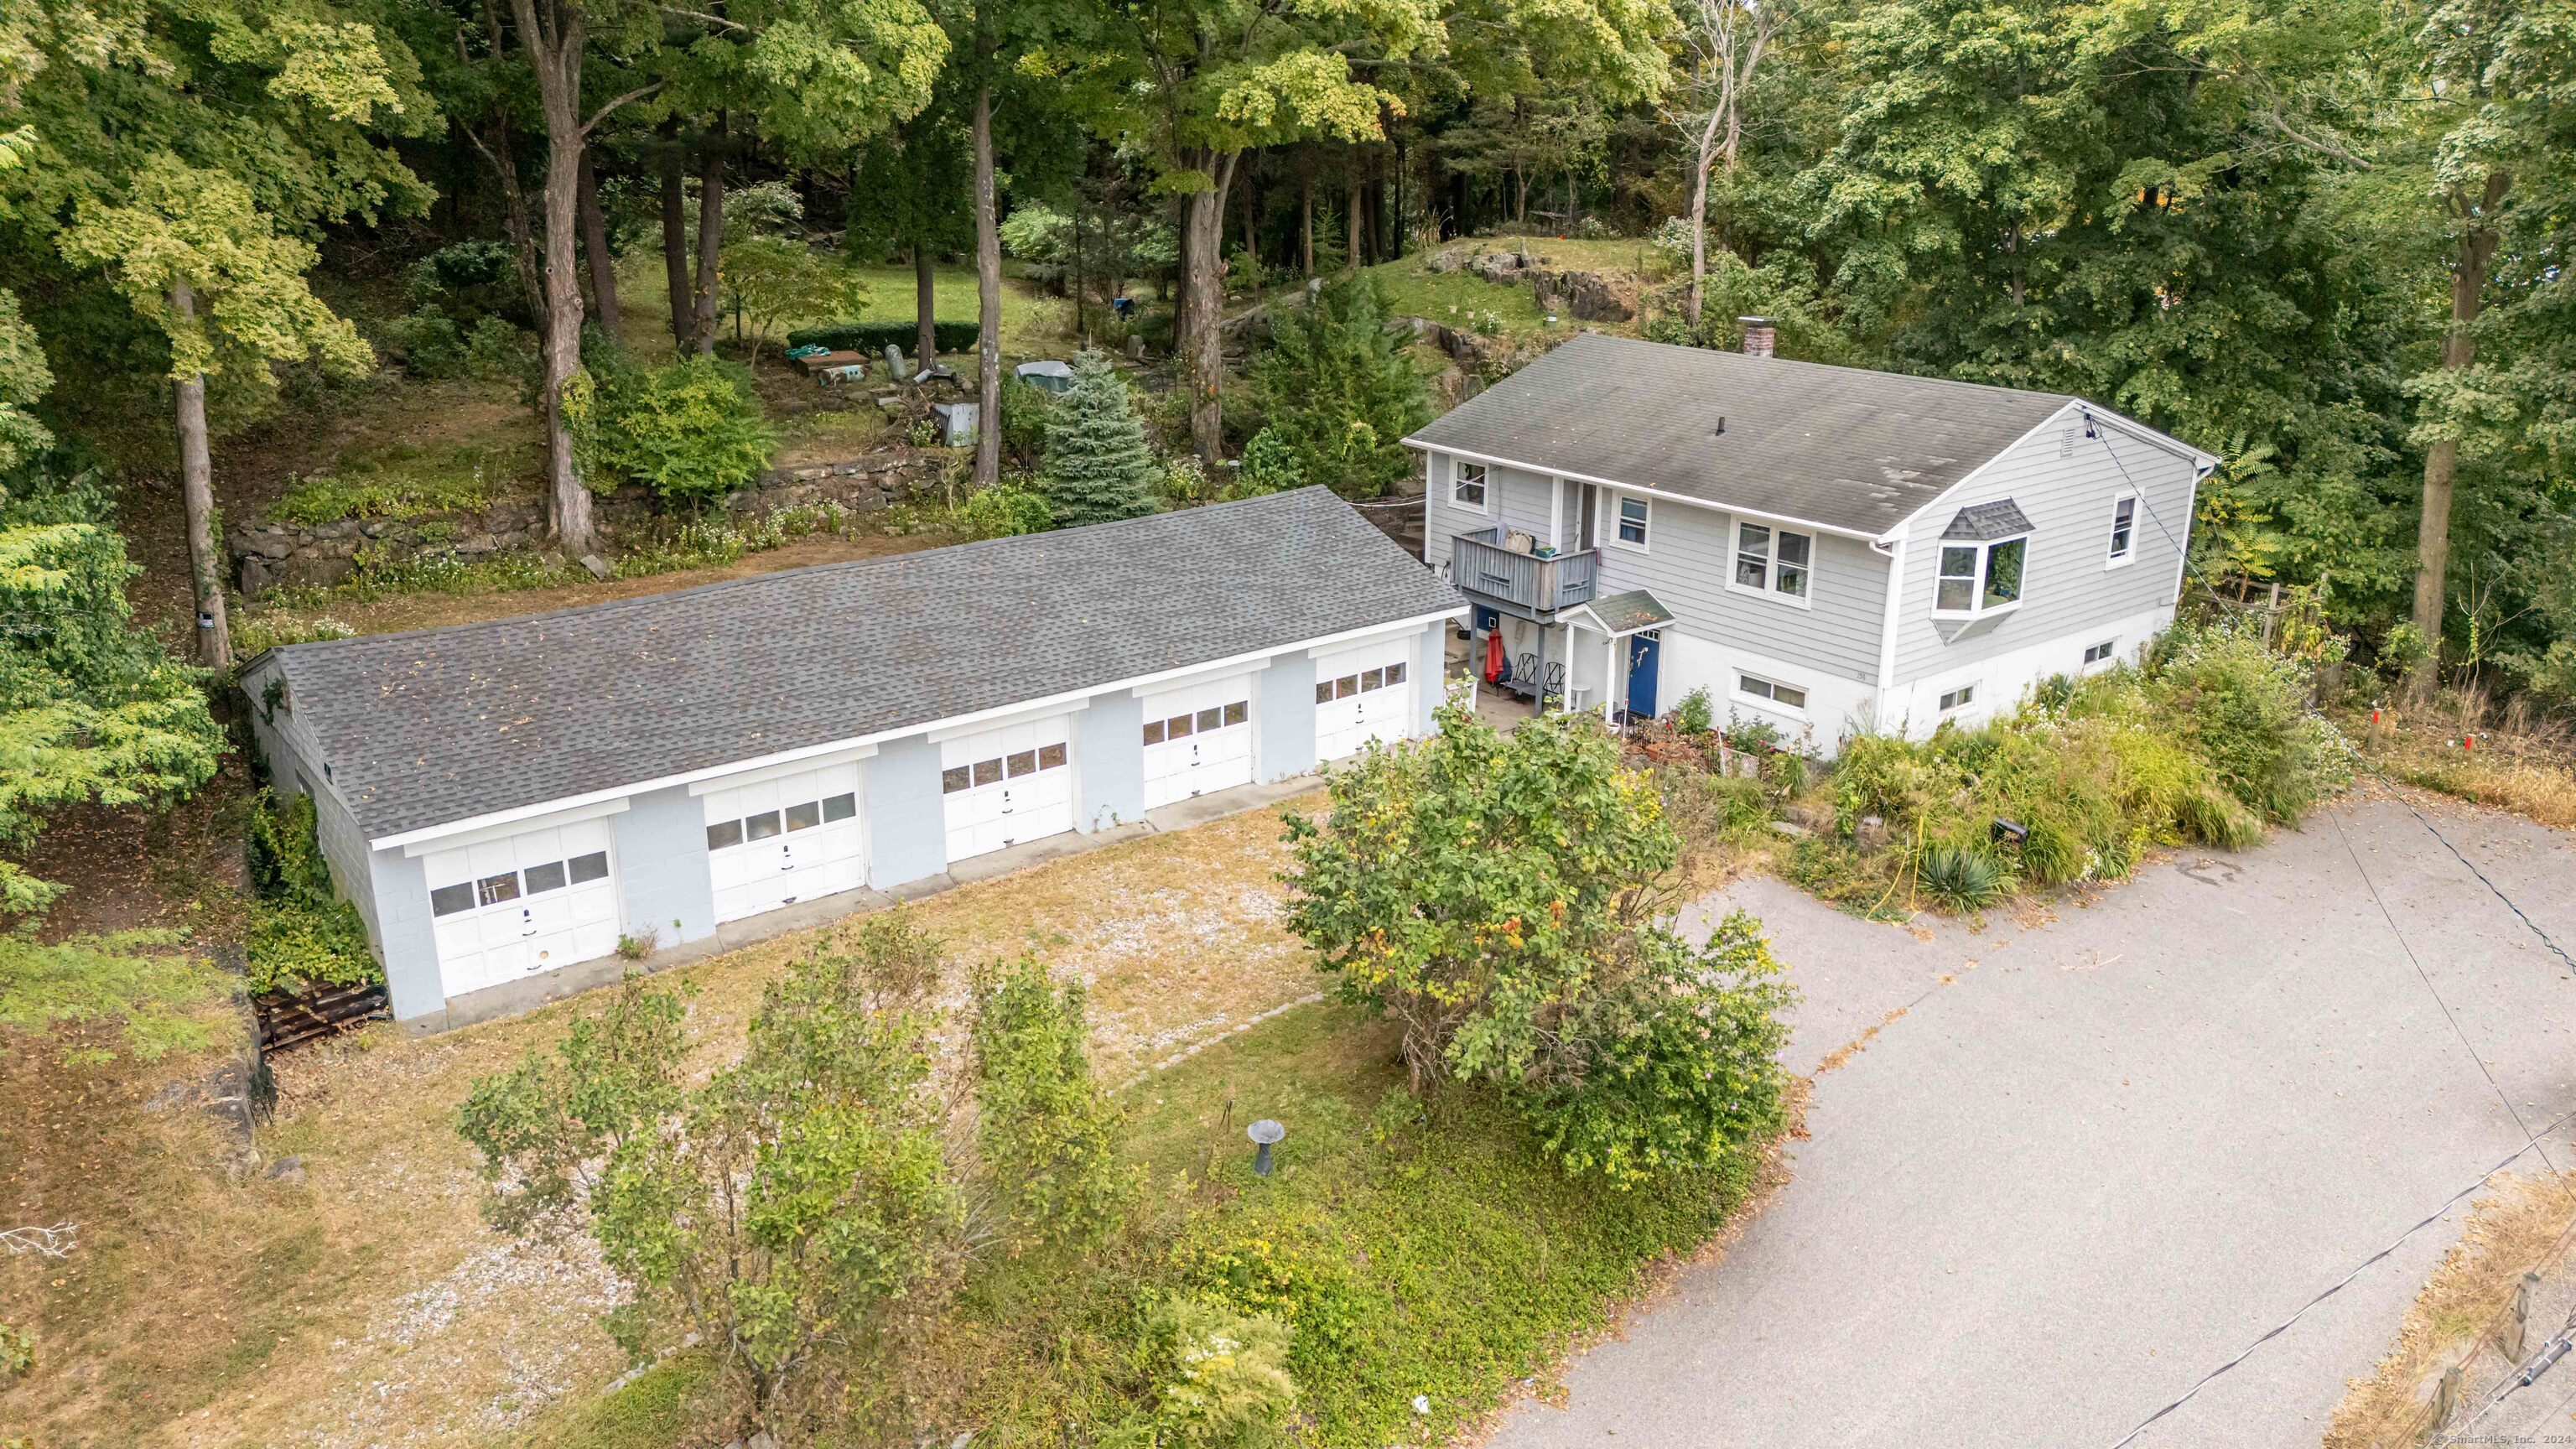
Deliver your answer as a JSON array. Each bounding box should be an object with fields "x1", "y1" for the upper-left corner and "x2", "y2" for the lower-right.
[
  {"x1": 241, "y1": 488, "x2": 1463, "y2": 1030},
  {"x1": 1407, "y1": 329, "x2": 2219, "y2": 750}
]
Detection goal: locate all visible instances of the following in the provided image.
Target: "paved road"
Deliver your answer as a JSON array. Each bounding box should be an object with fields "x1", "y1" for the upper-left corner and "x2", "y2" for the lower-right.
[{"x1": 1490, "y1": 793, "x2": 2576, "y2": 1448}]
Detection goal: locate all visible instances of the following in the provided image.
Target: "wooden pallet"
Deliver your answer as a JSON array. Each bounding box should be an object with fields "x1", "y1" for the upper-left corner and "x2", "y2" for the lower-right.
[{"x1": 254, "y1": 982, "x2": 391, "y2": 1052}]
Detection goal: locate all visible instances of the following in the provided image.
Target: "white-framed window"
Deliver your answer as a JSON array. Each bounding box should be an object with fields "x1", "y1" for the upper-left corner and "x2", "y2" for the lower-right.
[
  {"x1": 1938, "y1": 684, "x2": 1976, "y2": 712},
  {"x1": 2106, "y1": 492, "x2": 2137, "y2": 565},
  {"x1": 1935, "y1": 536, "x2": 2028, "y2": 616},
  {"x1": 1452, "y1": 459, "x2": 1490, "y2": 512},
  {"x1": 1729, "y1": 521, "x2": 1814, "y2": 605},
  {"x1": 2082, "y1": 639, "x2": 2116, "y2": 666},
  {"x1": 1610, "y1": 492, "x2": 1649, "y2": 549},
  {"x1": 1737, "y1": 673, "x2": 1808, "y2": 710}
]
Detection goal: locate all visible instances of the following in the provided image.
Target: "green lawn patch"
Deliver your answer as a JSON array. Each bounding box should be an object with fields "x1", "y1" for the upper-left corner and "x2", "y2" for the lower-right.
[
  {"x1": 497, "y1": 1354, "x2": 719, "y2": 1449},
  {"x1": 271, "y1": 441, "x2": 532, "y2": 525},
  {"x1": 953, "y1": 1000, "x2": 1765, "y2": 1446}
]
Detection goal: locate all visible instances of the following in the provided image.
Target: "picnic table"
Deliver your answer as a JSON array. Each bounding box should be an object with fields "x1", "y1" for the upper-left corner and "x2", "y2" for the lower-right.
[{"x1": 794, "y1": 349, "x2": 869, "y2": 376}]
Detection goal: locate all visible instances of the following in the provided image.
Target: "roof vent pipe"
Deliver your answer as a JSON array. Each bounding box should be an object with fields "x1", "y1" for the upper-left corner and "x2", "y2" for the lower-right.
[{"x1": 1738, "y1": 316, "x2": 1775, "y2": 358}]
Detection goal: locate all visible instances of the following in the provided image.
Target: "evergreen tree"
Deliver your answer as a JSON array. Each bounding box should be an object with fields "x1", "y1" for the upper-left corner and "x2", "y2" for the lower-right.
[
  {"x1": 1038, "y1": 350, "x2": 1161, "y2": 528},
  {"x1": 1249, "y1": 274, "x2": 1431, "y2": 500}
]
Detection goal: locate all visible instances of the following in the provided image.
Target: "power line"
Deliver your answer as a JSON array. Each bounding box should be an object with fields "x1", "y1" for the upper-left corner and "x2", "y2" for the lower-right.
[
  {"x1": 2097, "y1": 1104, "x2": 2576, "y2": 1449},
  {"x1": 2089, "y1": 418, "x2": 2575, "y2": 977}
]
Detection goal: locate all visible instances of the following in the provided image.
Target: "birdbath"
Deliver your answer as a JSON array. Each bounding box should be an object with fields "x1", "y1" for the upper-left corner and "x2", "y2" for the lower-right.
[{"x1": 1246, "y1": 1119, "x2": 1286, "y2": 1178}]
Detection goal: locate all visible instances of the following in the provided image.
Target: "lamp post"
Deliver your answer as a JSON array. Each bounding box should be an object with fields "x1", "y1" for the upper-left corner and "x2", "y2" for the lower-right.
[{"x1": 1247, "y1": 1119, "x2": 1285, "y2": 1177}]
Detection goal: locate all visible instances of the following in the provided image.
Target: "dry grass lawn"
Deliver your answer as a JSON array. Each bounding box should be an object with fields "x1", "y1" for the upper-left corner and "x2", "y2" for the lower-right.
[
  {"x1": 2326, "y1": 1171, "x2": 2576, "y2": 1447},
  {"x1": 0, "y1": 794, "x2": 1325, "y2": 1449},
  {"x1": 2349, "y1": 701, "x2": 2576, "y2": 831}
]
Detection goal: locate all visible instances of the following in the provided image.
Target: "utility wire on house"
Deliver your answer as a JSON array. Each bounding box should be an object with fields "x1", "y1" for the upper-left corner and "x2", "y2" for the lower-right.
[{"x1": 2088, "y1": 415, "x2": 2576, "y2": 978}]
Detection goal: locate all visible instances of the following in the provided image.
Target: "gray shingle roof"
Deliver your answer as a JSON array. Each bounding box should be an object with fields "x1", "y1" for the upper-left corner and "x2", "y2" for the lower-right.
[
  {"x1": 1941, "y1": 499, "x2": 2035, "y2": 541},
  {"x1": 1406, "y1": 333, "x2": 2074, "y2": 536},
  {"x1": 1573, "y1": 589, "x2": 1675, "y2": 636},
  {"x1": 266, "y1": 487, "x2": 1462, "y2": 840}
]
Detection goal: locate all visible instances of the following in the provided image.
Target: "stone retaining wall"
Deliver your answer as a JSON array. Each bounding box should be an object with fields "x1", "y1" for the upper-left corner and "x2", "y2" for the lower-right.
[{"x1": 229, "y1": 447, "x2": 948, "y2": 597}]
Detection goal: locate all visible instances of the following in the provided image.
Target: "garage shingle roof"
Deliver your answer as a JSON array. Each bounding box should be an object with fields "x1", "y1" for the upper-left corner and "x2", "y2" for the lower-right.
[
  {"x1": 1405, "y1": 333, "x2": 2074, "y2": 536},
  {"x1": 262, "y1": 487, "x2": 1462, "y2": 840}
]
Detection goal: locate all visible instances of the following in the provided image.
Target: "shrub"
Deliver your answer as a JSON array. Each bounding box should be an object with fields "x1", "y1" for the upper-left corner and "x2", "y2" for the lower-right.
[
  {"x1": 1233, "y1": 428, "x2": 1304, "y2": 496},
  {"x1": 1673, "y1": 687, "x2": 1715, "y2": 737},
  {"x1": 1143, "y1": 1296, "x2": 1298, "y2": 1448},
  {"x1": 969, "y1": 953, "x2": 1127, "y2": 1248},
  {"x1": 460, "y1": 315, "x2": 532, "y2": 382},
  {"x1": 784, "y1": 319, "x2": 979, "y2": 355},
  {"x1": 1915, "y1": 841, "x2": 2012, "y2": 913},
  {"x1": 405, "y1": 239, "x2": 527, "y2": 328},
  {"x1": 244, "y1": 792, "x2": 382, "y2": 995},
  {"x1": 1283, "y1": 704, "x2": 1793, "y2": 1185},
  {"x1": 953, "y1": 480, "x2": 1054, "y2": 540},
  {"x1": 997, "y1": 370, "x2": 1052, "y2": 470},
  {"x1": 379, "y1": 309, "x2": 465, "y2": 377},
  {"x1": 2146, "y1": 626, "x2": 2353, "y2": 823},
  {"x1": 593, "y1": 357, "x2": 778, "y2": 506}
]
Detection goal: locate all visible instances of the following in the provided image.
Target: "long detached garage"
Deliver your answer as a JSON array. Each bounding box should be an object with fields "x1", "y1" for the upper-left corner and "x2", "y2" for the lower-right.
[{"x1": 242, "y1": 487, "x2": 1465, "y2": 1031}]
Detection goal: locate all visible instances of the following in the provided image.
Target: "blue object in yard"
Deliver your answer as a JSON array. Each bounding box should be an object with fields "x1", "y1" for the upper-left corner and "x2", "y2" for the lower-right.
[
  {"x1": 1625, "y1": 631, "x2": 1661, "y2": 720},
  {"x1": 784, "y1": 343, "x2": 830, "y2": 360},
  {"x1": 1111, "y1": 295, "x2": 1135, "y2": 319}
]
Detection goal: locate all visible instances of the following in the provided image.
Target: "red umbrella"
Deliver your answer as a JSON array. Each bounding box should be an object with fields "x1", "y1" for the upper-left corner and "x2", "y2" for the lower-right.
[{"x1": 1483, "y1": 630, "x2": 1505, "y2": 684}]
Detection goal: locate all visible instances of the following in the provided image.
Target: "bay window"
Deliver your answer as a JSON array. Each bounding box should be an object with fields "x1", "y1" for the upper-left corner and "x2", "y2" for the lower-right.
[{"x1": 1935, "y1": 537, "x2": 2026, "y2": 616}]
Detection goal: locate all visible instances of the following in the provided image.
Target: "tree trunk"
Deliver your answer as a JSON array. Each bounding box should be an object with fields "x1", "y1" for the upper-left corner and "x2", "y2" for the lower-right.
[
  {"x1": 1301, "y1": 171, "x2": 1315, "y2": 278},
  {"x1": 1685, "y1": 134, "x2": 1715, "y2": 328},
  {"x1": 692, "y1": 115, "x2": 725, "y2": 356},
  {"x1": 2410, "y1": 170, "x2": 2511, "y2": 692},
  {"x1": 1347, "y1": 181, "x2": 1364, "y2": 266},
  {"x1": 168, "y1": 281, "x2": 231, "y2": 672},
  {"x1": 973, "y1": 75, "x2": 1001, "y2": 486},
  {"x1": 512, "y1": 0, "x2": 595, "y2": 553},
  {"x1": 659, "y1": 123, "x2": 695, "y2": 351},
  {"x1": 914, "y1": 244, "x2": 937, "y2": 375},
  {"x1": 1180, "y1": 158, "x2": 1231, "y2": 463},
  {"x1": 578, "y1": 147, "x2": 622, "y2": 342},
  {"x1": 1172, "y1": 195, "x2": 1194, "y2": 358},
  {"x1": 1391, "y1": 131, "x2": 1406, "y2": 259},
  {"x1": 1072, "y1": 199, "x2": 1088, "y2": 340}
]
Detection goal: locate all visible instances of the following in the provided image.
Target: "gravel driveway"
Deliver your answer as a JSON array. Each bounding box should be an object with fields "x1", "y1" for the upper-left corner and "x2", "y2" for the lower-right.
[{"x1": 1489, "y1": 791, "x2": 2576, "y2": 1448}]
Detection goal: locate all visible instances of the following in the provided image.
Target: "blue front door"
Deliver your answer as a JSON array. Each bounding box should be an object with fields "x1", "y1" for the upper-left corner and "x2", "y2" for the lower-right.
[{"x1": 1625, "y1": 631, "x2": 1661, "y2": 720}]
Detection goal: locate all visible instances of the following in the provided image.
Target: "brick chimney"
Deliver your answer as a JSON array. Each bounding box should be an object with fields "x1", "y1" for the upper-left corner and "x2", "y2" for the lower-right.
[{"x1": 1738, "y1": 316, "x2": 1775, "y2": 358}]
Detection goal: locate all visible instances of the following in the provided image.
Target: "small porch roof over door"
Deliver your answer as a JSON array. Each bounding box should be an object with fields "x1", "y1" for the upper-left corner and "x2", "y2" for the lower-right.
[{"x1": 1566, "y1": 589, "x2": 1675, "y2": 639}]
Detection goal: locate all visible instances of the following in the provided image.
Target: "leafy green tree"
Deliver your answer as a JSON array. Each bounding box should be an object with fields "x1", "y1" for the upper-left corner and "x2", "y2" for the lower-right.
[
  {"x1": 0, "y1": 467, "x2": 221, "y2": 919},
  {"x1": 1039, "y1": 349, "x2": 1160, "y2": 527},
  {"x1": 0, "y1": 465, "x2": 225, "y2": 1056},
  {"x1": 969, "y1": 953, "x2": 1127, "y2": 1249},
  {"x1": 719, "y1": 234, "x2": 871, "y2": 359},
  {"x1": 1282, "y1": 704, "x2": 1792, "y2": 1184},
  {"x1": 462, "y1": 916, "x2": 1129, "y2": 1426},
  {"x1": 5, "y1": 0, "x2": 429, "y2": 667},
  {"x1": 1248, "y1": 275, "x2": 1429, "y2": 499},
  {"x1": 60, "y1": 158, "x2": 377, "y2": 669}
]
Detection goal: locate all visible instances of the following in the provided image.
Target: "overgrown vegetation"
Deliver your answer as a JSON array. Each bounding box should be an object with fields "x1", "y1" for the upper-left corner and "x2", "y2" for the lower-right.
[
  {"x1": 1246, "y1": 274, "x2": 1431, "y2": 500},
  {"x1": 1789, "y1": 625, "x2": 2355, "y2": 917},
  {"x1": 585, "y1": 356, "x2": 779, "y2": 507},
  {"x1": 269, "y1": 444, "x2": 520, "y2": 525},
  {"x1": 1284, "y1": 702, "x2": 1793, "y2": 1186},
  {"x1": 242, "y1": 791, "x2": 380, "y2": 996},
  {"x1": 460, "y1": 918, "x2": 1126, "y2": 1438}
]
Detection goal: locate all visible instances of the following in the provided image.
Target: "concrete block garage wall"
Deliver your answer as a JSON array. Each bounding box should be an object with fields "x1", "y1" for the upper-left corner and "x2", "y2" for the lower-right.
[
  {"x1": 614, "y1": 786, "x2": 719, "y2": 948},
  {"x1": 867, "y1": 736, "x2": 948, "y2": 889},
  {"x1": 1076, "y1": 690, "x2": 1145, "y2": 830},
  {"x1": 1258, "y1": 652, "x2": 1319, "y2": 781}
]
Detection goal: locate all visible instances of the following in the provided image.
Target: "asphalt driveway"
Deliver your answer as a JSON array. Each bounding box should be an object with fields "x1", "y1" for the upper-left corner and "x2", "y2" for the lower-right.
[{"x1": 1490, "y1": 791, "x2": 2576, "y2": 1448}]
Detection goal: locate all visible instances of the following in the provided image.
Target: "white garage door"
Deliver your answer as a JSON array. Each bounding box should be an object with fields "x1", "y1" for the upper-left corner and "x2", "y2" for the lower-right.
[
  {"x1": 702, "y1": 762, "x2": 866, "y2": 924},
  {"x1": 1141, "y1": 677, "x2": 1254, "y2": 809},
  {"x1": 1314, "y1": 641, "x2": 1415, "y2": 762},
  {"x1": 942, "y1": 718, "x2": 1073, "y2": 863},
  {"x1": 426, "y1": 820, "x2": 621, "y2": 1000}
]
